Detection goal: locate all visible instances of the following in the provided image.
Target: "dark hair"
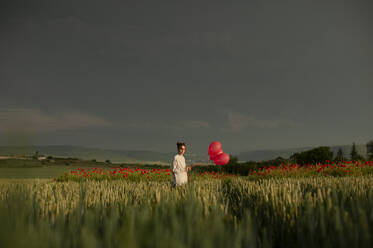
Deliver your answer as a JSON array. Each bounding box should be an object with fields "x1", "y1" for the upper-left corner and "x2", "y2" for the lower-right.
[{"x1": 177, "y1": 142, "x2": 186, "y2": 150}]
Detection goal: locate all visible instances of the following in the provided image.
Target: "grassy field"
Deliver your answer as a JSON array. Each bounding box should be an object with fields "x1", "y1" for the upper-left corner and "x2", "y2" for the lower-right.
[
  {"x1": 0, "y1": 166, "x2": 77, "y2": 178},
  {"x1": 0, "y1": 158, "x2": 102, "y2": 178},
  {"x1": 0, "y1": 176, "x2": 372, "y2": 247},
  {"x1": 0, "y1": 158, "x2": 372, "y2": 247}
]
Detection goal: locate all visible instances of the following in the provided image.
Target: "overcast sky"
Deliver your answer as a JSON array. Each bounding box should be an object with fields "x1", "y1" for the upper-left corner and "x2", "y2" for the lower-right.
[{"x1": 0, "y1": 0, "x2": 372, "y2": 154}]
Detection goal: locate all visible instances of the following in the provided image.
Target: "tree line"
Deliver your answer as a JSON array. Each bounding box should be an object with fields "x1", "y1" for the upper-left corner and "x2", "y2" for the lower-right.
[{"x1": 192, "y1": 141, "x2": 373, "y2": 176}]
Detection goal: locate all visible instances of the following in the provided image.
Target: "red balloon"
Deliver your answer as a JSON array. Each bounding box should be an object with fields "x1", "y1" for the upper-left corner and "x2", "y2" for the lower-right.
[
  {"x1": 214, "y1": 153, "x2": 230, "y2": 165},
  {"x1": 209, "y1": 149, "x2": 223, "y2": 161},
  {"x1": 208, "y1": 141, "x2": 222, "y2": 155}
]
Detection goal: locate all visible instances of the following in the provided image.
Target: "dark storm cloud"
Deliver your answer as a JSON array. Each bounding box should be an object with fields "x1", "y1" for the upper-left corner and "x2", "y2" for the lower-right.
[{"x1": 0, "y1": 0, "x2": 372, "y2": 153}]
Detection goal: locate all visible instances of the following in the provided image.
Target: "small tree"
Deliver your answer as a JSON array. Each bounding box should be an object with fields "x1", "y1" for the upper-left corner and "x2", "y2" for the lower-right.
[
  {"x1": 350, "y1": 142, "x2": 365, "y2": 161},
  {"x1": 335, "y1": 148, "x2": 345, "y2": 162},
  {"x1": 32, "y1": 151, "x2": 39, "y2": 160},
  {"x1": 350, "y1": 142, "x2": 359, "y2": 161},
  {"x1": 367, "y1": 140, "x2": 373, "y2": 160}
]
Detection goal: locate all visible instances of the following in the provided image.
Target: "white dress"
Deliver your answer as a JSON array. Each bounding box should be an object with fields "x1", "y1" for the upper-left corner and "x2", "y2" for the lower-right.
[{"x1": 171, "y1": 154, "x2": 188, "y2": 186}]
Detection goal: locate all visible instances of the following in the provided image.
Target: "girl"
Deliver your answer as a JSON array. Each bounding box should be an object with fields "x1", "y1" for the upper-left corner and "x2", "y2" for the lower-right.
[{"x1": 171, "y1": 142, "x2": 192, "y2": 187}]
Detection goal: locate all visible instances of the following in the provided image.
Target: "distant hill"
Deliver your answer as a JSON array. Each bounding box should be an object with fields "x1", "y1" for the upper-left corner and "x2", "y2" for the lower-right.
[
  {"x1": 0, "y1": 146, "x2": 171, "y2": 164},
  {"x1": 0, "y1": 145, "x2": 210, "y2": 164},
  {"x1": 0, "y1": 144, "x2": 369, "y2": 164},
  {"x1": 237, "y1": 144, "x2": 368, "y2": 161}
]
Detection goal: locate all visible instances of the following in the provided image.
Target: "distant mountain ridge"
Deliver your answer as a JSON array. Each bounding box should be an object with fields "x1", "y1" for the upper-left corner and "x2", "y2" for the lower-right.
[
  {"x1": 0, "y1": 145, "x2": 172, "y2": 164},
  {"x1": 0, "y1": 144, "x2": 369, "y2": 164},
  {"x1": 0, "y1": 145, "x2": 209, "y2": 164}
]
